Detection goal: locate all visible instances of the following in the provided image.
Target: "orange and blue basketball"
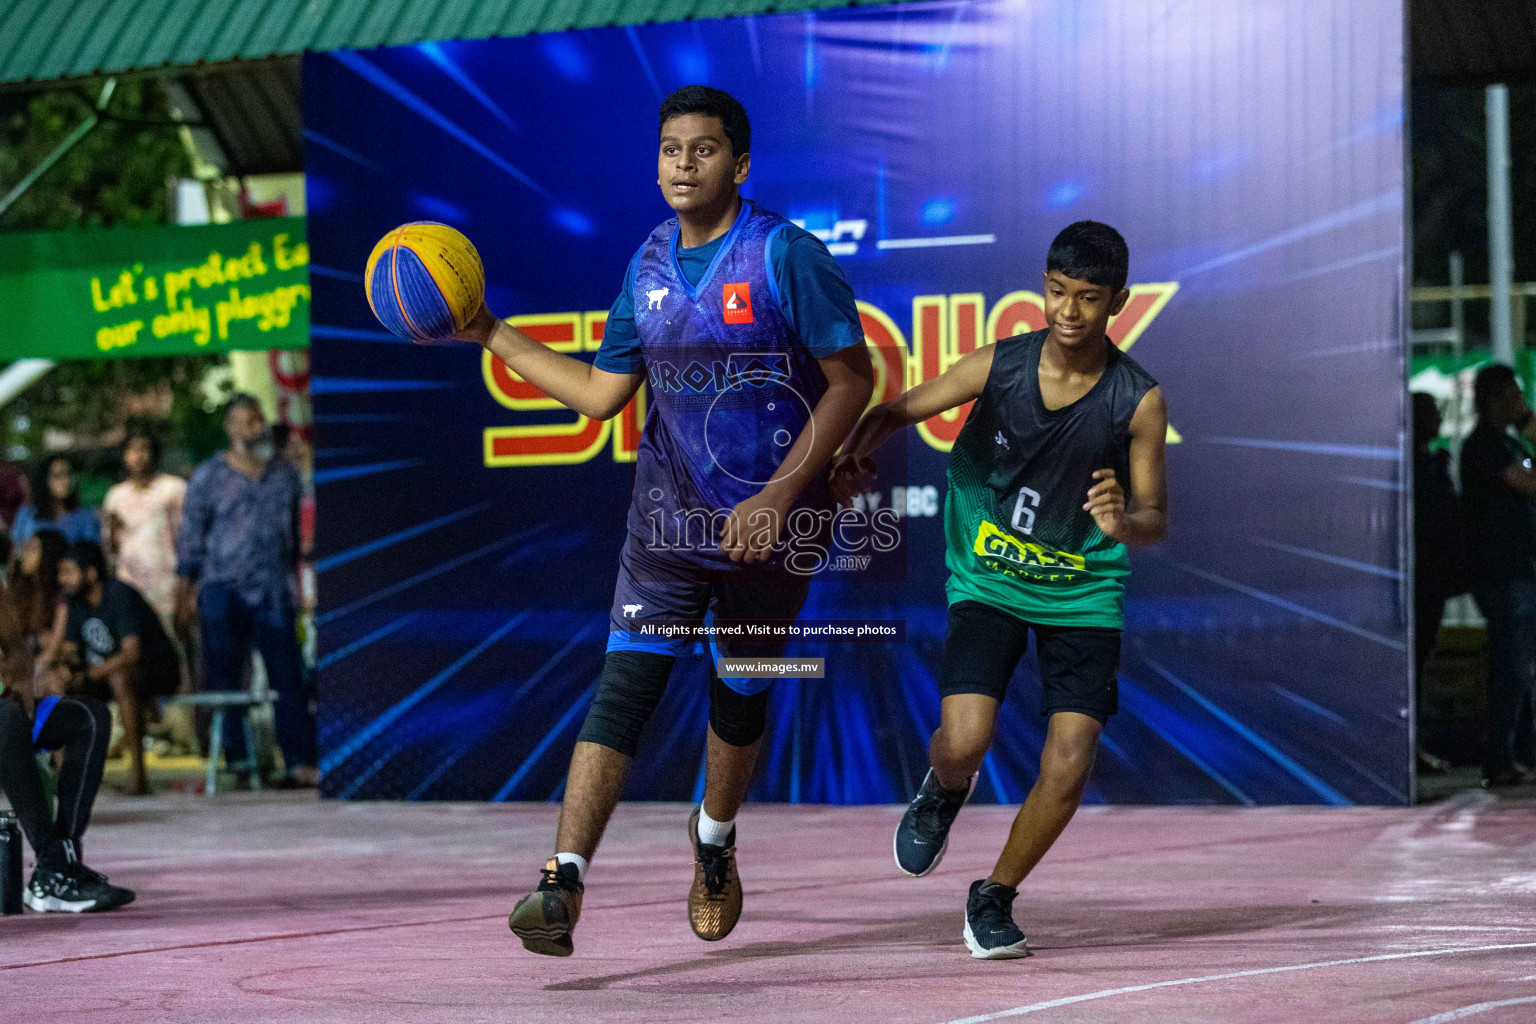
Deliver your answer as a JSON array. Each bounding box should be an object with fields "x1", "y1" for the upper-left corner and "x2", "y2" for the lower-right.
[{"x1": 364, "y1": 222, "x2": 485, "y2": 343}]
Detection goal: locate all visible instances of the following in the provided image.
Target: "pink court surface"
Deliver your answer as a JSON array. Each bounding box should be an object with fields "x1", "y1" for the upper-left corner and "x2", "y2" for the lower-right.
[{"x1": 4, "y1": 791, "x2": 1535, "y2": 1023}]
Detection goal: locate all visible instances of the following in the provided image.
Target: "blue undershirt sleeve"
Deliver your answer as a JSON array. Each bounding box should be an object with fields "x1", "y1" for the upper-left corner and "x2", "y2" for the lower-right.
[
  {"x1": 768, "y1": 226, "x2": 865, "y2": 358},
  {"x1": 594, "y1": 248, "x2": 646, "y2": 373}
]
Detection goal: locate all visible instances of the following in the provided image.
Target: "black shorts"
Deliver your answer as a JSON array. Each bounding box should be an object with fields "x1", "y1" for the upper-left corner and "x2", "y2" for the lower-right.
[{"x1": 938, "y1": 600, "x2": 1120, "y2": 722}]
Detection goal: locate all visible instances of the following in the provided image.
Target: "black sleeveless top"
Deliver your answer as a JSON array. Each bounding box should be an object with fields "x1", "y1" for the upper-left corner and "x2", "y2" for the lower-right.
[{"x1": 943, "y1": 330, "x2": 1158, "y2": 626}]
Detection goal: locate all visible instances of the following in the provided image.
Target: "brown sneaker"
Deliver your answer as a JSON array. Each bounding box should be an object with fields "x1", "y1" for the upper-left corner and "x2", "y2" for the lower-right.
[
  {"x1": 687, "y1": 807, "x2": 742, "y2": 941},
  {"x1": 508, "y1": 859, "x2": 583, "y2": 956}
]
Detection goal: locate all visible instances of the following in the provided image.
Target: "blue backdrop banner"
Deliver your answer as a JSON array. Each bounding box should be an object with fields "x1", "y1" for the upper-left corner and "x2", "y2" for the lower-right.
[{"x1": 305, "y1": 0, "x2": 1408, "y2": 804}]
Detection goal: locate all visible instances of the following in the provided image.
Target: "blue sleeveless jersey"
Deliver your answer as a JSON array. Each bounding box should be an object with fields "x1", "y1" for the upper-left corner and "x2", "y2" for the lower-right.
[{"x1": 629, "y1": 201, "x2": 832, "y2": 569}]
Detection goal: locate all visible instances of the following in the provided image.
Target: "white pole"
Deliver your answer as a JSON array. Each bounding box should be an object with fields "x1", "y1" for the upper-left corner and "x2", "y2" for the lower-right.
[
  {"x1": 0, "y1": 359, "x2": 55, "y2": 408},
  {"x1": 1450, "y1": 251, "x2": 1466, "y2": 441},
  {"x1": 1487, "y1": 84, "x2": 1515, "y2": 365}
]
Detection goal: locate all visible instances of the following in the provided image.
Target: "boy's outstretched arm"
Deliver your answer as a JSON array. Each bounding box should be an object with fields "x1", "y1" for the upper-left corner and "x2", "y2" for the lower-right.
[
  {"x1": 457, "y1": 307, "x2": 645, "y2": 421},
  {"x1": 829, "y1": 344, "x2": 996, "y2": 506},
  {"x1": 1084, "y1": 386, "x2": 1168, "y2": 546}
]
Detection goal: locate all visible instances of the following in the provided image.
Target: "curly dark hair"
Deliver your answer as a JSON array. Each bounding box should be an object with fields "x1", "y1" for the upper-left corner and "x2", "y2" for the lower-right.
[
  {"x1": 659, "y1": 85, "x2": 750, "y2": 158},
  {"x1": 1046, "y1": 221, "x2": 1130, "y2": 295}
]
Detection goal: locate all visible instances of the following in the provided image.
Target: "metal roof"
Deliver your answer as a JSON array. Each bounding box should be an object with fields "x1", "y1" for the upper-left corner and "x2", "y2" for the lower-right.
[
  {"x1": 0, "y1": 0, "x2": 902, "y2": 86},
  {"x1": 180, "y1": 58, "x2": 303, "y2": 174},
  {"x1": 7, "y1": 0, "x2": 1534, "y2": 88},
  {"x1": 6, "y1": 0, "x2": 1529, "y2": 175}
]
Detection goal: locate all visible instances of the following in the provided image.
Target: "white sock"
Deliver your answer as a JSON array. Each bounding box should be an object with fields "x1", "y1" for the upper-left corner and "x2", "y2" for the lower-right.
[
  {"x1": 554, "y1": 852, "x2": 588, "y2": 880},
  {"x1": 697, "y1": 805, "x2": 735, "y2": 846}
]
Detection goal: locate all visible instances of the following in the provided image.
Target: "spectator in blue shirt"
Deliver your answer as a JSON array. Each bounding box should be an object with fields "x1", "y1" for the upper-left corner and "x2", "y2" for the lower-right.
[
  {"x1": 175, "y1": 394, "x2": 317, "y2": 788},
  {"x1": 11, "y1": 456, "x2": 101, "y2": 550}
]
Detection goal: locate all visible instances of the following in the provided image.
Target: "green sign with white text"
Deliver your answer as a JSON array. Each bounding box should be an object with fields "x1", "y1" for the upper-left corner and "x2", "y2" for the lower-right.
[{"x1": 0, "y1": 217, "x2": 310, "y2": 361}]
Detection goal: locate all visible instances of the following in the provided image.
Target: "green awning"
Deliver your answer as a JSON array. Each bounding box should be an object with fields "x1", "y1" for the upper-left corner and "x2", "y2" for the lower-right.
[
  {"x1": 0, "y1": 0, "x2": 909, "y2": 86},
  {"x1": 4, "y1": 1, "x2": 1534, "y2": 89}
]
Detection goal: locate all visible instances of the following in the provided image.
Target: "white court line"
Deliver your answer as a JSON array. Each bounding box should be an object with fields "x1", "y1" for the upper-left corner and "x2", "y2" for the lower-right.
[
  {"x1": 1385, "y1": 926, "x2": 1536, "y2": 932},
  {"x1": 936, "y1": 942, "x2": 1536, "y2": 1024},
  {"x1": 877, "y1": 233, "x2": 997, "y2": 249},
  {"x1": 1406, "y1": 996, "x2": 1536, "y2": 1023}
]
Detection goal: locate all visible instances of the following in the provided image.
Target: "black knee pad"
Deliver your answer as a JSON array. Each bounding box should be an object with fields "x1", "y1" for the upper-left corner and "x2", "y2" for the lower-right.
[
  {"x1": 575, "y1": 651, "x2": 675, "y2": 757},
  {"x1": 708, "y1": 675, "x2": 768, "y2": 747}
]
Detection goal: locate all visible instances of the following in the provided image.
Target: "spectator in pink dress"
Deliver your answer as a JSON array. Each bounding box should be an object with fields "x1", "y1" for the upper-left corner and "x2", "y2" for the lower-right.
[
  {"x1": 102, "y1": 425, "x2": 186, "y2": 626},
  {"x1": 105, "y1": 426, "x2": 197, "y2": 761}
]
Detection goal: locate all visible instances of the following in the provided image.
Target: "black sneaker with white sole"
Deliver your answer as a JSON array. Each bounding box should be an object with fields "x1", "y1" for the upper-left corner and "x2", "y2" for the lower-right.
[
  {"x1": 508, "y1": 859, "x2": 584, "y2": 957},
  {"x1": 24, "y1": 840, "x2": 133, "y2": 913},
  {"x1": 72, "y1": 860, "x2": 135, "y2": 908},
  {"x1": 963, "y1": 878, "x2": 1029, "y2": 959},
  {"x1": 893, "y1": 769, "x2": 977, "y2": 876}
]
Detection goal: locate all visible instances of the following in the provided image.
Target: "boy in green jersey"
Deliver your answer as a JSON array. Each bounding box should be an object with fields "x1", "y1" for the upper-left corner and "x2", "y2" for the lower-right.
[{"x1": 831, "y1": 222, "x2": 1168, "y2": 959}]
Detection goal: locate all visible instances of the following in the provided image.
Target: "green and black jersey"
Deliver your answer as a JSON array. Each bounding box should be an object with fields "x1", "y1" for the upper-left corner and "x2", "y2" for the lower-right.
[{"x1": 944, "y1": 329, "x2": 1157, "y2": 629}]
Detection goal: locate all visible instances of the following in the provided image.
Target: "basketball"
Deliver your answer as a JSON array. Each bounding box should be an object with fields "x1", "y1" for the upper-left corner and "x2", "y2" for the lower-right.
[{"x1": 364, "y1": 222, "x2": 485, "y2": 343}]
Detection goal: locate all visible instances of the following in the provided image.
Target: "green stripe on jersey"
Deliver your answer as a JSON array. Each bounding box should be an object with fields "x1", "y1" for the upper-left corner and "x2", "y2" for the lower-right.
[{"x1": 942, "y1": 437, "x2": 1130, "y2": 628}]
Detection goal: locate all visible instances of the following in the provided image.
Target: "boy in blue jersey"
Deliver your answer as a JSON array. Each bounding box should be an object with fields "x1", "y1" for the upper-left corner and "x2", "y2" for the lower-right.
[{"x1": 456, "y1": 86, "x2": 874, "y2": 956}]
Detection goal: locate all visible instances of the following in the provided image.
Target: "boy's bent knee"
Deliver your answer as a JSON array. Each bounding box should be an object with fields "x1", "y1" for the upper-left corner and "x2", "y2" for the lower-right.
[
  {"x1": 575, "y1": 651, "x2": 675, "y2": 758},
  {"x1": 938, "y1": 721, "x2": 993, "y2": 766}
]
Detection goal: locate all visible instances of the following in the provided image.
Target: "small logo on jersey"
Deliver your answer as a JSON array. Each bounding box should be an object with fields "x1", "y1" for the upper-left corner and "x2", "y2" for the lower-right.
[
  {"x1": 623, "y1": 603, "x2": 644, "y2": 618},
  {"x1": 994, "y1": 431, "x2": 1009, "y2": 449},
  {"x1": 646, "y1": 287, "x2": 669, "y2": 310},
  {"x1": 723, "y1": 282, "x2": 754, "y2": 324}
]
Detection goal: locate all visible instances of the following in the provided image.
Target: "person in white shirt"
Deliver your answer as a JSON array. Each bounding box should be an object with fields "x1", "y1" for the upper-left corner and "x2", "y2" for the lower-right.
[{"x1": 103, "y1": 424, "x2": 186, "y2": 628}]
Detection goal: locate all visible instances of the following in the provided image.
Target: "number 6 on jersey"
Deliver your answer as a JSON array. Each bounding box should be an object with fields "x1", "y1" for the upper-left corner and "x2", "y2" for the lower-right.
[{"x1": 1011, "y1": 487, "x2": 1041, "y2": 535}]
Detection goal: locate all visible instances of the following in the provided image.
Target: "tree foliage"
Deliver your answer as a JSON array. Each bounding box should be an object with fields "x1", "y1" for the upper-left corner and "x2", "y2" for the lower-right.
[{"x1": 0, "y1": 78, "x2": 191, "y2": 230}]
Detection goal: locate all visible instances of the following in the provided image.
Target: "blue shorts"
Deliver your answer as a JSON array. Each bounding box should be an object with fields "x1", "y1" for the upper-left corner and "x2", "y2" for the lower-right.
[{"x1": 606, "y1": 535, "x2": 811, "y2": 696}]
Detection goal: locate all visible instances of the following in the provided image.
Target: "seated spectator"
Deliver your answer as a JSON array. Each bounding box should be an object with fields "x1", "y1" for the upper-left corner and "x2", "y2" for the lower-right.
[
  {"x1": 0, "y1": 686, "x2": 134, "y2": 912},
  {"x1": 12, "y1": 455, "x2": 101, "y2": 550},
  {"x1": 54, "y1": 541, "x2": 179, "y2": 796},
  {"x1": 0, "y1": 559, "x2": 32, "y2": 710},
  {"x1": 10, "y1": 529, "x2": 69, "y2": 671},
  {"x1": 0, "y1": 460, "x2": 25, "y2": 534}
]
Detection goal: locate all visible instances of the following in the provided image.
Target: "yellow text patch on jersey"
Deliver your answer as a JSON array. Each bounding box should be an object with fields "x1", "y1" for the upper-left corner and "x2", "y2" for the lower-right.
[{"x1": 973, "y1": 520, "x2": 1086, "y2": 577}]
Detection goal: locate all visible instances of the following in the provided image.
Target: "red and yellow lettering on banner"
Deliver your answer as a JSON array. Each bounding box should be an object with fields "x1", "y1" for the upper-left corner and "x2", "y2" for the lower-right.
[{"x1": 481, "y1": 283, "x2": 1178, "y2": 466}]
